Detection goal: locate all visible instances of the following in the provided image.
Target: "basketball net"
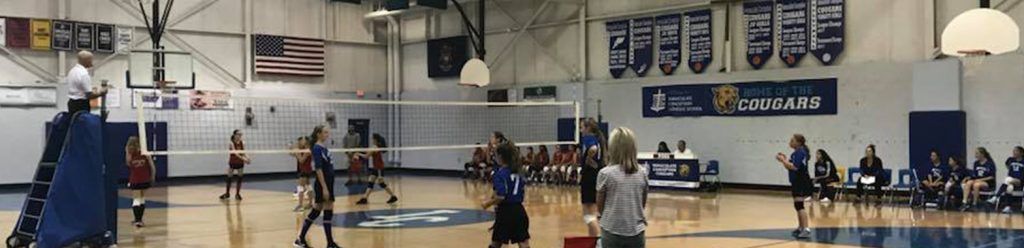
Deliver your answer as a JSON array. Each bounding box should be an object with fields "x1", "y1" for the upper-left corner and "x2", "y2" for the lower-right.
[
  {"x1": 957, "y1": 49, "x2": 989, "y2": 77},
  {"x1": 157, "y1": 80, "x2": 177, "y2": 94}
]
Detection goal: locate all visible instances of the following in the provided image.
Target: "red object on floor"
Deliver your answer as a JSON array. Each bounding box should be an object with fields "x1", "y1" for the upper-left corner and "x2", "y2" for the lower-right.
[{"x1": 563, "y1": 236, "x2": 598, "y2": 248}]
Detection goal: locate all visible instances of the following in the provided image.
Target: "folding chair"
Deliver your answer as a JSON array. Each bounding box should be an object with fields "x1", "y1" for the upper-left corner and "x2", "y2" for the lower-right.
[
  {"x1": 879, "y1": 169, "x2": 893, "y2": 205},
  {"x1": 821, "y1": 167, "x2": 846, "y2": 201},
  {"x1": 701, "y1": 160, "x2": 721, "y2": 192},
  {"x1": 838, "y1": 167, "x2": 861, "y2": 201},
  {"x1": 890, "y1": 169, "x2": 919, "y2": 206}
]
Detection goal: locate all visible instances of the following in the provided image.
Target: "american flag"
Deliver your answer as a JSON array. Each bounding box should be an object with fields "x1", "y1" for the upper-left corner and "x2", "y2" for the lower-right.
[{"x1": 253, "y1": 34, "x2": 325, "y2": 76}]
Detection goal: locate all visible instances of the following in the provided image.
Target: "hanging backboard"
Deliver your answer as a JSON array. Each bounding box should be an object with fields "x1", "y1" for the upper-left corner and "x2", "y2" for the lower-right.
[
  {"x1": 459, "y1": 58, "x2": 489, "y2": 87},
  {"x1": 126, "y1": 49, "x2": 196, "y2": 89},
  {"x1": 941, "y1": 8, "x2": 1020, "y2": 57}
]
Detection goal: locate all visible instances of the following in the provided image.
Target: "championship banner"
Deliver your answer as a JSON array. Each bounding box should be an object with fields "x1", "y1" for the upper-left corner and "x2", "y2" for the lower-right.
[
  {"x1": 656, "y1": 14, "x2": 681, "y2": 75},
  {"x1": 426, "y1": 36, "x2": 468, "y2": 78},
  {"x1": 132, "y1": 90, "x2": 179, "y2": 110},
  {"x1": 189, "y1": 90, "x2": 233, "y2": 110},
  {"x1": 30, "y1": 19, "x2": 51, "y2": 51},
  {"x1": 75, "y1": 22, "x2": 95, "y2": 51},
  {"x1": 523, "y1": 86, "x2": 556, "y2": 102},
  {"x1": 778, "y1": 0, "x2": 809, "y2": 68},
  {"x1": 810, "y1": 0, "x2": 844, "y2": 65},
  {"x1": 642, "y1": 78, "x2": 837, "y2": 117},
  {"x1": 641, "y1": 156, "x2": 700, "y2": 189},
  {"x1": 684, "y1": 9, "x2": 712, "y2": 74},
  {"x1": 51, "y1": 21, "x2": 73, "y2": 51},
  {"x1": 606, "y1": 20, "x2": 629, "y2": 78},
  {"x1": 5, "y1": 18, "x2": 31, "y2": 48},
  {"x1": 744, "y1": 0, "x2": 774, "y2": 69},
  {"x1": 96, "y1": 24, "x2": 114, "y2": 53},
  {"x1": 116, "y1": 26, "x2": 133, "y2": 54},
  {"x1": 629, "y1": 17, "x2": 653, "y2": 77},
  {"x1": 0, "y1": 18, "x2": 6, "y2": 47}
]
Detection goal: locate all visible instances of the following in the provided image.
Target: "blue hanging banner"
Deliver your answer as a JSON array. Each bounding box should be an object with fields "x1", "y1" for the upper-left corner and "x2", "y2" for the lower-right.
[
  {"x1": 629, "y1": 17, "x2": 654, "y2": 77},
  {"x1": 656, "y1": 14, "x2": 681, "y2": 75},
  {"x1": 607, "y1": 20, "x2": 630, "y2": 78},
  {"x1": 642, "y1": 78, "x2": 837, "y2": 117},
  {"x1": 810, "y1": 0, "x2": 844, "y2": 65},
  {"x1": 685, "y1": 9, "x2": 712, "y2": 74},
  {"x1": 778, "y1": 0, "x2": 809, "y2": 68},
  {"x1": 744, "y1": 0, "x2": 774, "y2": 69}
]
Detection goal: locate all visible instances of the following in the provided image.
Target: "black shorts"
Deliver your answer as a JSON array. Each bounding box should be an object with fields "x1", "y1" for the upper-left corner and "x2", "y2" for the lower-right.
[
  {"x1": 298, "y1": 171, "x2": 314, "y2": 178},
  {"x1": 791, "y1": 177, "x2": 814, "y2": 197},
  {"x1": 313, "y1": 179, "x2": 336, "y2": 203},
  {"x1": 580, "y1": 169, "x2": 598, "y2": 204},
  {"x1": 128, "y1": 182, "x2": 152, "y2": 190},
  {"x1": 229, "y1": 163, "x2": 245, "y2": 170},
  {"x1": 492, "y1": 203, "x2": 530, "y2": 244},
  {"x1": 369, "y1": 169, "x2": 384, "y2": 178}
]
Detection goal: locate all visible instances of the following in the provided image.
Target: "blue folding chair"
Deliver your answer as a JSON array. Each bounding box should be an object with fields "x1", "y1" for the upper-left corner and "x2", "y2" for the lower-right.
[
  {"x1": 879, "y1": 169, "x2": 893, "y2": 204},
  {"x1": 890, "y1": 169, "x2": 919, "y2": 206},
  {"x1": 701, "y1": 160, "x2": 721, "y2": 192},
  {"x1": 838, "y1": 167, "x2": 861, "y2": 201}
]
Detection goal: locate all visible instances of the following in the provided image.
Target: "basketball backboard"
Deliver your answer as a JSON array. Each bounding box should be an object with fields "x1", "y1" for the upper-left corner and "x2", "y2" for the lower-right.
[
  {"x1": 126, "y1": 49, "x2": 196, "y2": 89},
  {"x1": 941, "y1": 8, "x2": 1020, "y2": 57}
]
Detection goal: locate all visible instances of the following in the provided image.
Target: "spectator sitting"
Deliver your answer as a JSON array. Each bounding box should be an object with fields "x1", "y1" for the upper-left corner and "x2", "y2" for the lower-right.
[
  {"x1": 675, "y1": 140, "x2": 698, "y2": 159},
  {"x1": 464, "y1": 144, "x2": 486, "y2": 179},
  {"x1": 657, "y1": 141, "x2": 671, "y2": 153},
  {"x1": 917, "y1": 150, "x2": 947, "y2": 207},
  {"x1": 532, "y1": 146, "x2": 550, "y2": 182}
]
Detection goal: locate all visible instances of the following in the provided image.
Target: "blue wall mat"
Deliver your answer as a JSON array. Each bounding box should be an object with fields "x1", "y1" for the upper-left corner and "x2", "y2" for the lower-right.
[
  {"x1": 909, "y1": 111, "x2": 966, "y2": 174},
  {"x1": 558, "y1": 118, "x2": 609, "y2": 142},
  {"x1": 101, "y1": 122, "x2": 169, "y2": 181}
]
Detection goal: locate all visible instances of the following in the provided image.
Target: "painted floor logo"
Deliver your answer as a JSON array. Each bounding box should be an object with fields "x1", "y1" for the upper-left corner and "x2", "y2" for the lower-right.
[{"x1": 335, "y1": 208, "x2": 494, "y2": 229}]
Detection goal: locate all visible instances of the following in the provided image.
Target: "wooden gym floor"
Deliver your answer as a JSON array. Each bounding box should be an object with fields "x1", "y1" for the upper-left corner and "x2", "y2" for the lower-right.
[{"x1": 1, "y1": 173, "x2": 1023, "y2": 248}]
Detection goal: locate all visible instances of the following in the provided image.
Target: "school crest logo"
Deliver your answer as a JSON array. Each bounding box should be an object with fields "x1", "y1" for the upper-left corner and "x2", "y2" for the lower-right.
[
  {"x1": 711, "y1": 84, "x2": 740, "y2": 114},
  {"x1": 650, "y1": 89, "x2": 667, "y2": 112},
  {"x1": 678, "y1": 163, "x2": 691, "y2": 177},
  {"x1": 335, "y1": 208, "x2": 493, "y2": 229},
  {"x1": 438, "y1": 43, "x2": 455, "y2": 72}
]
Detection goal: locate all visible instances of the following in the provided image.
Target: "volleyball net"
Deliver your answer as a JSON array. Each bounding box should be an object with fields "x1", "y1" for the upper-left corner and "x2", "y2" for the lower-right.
[{"x1": 133, "y1": 91, "x2": 580, "y2": 156}]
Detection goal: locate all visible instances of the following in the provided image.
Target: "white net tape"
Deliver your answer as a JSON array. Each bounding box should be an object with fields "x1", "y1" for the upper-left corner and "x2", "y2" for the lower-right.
[{"x1": 134, "y1": 92, "x2": 579, "y2": 156}]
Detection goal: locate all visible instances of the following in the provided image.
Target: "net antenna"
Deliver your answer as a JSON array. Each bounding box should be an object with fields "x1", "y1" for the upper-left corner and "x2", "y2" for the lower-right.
[{"x1": 941, "y1": 7, "x2": 1020, "y2": 76}]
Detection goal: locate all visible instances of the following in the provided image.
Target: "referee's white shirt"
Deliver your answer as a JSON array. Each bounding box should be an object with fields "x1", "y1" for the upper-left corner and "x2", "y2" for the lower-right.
[{"x1": 66, "y1": 64, "x2": 91, "y2": 100}]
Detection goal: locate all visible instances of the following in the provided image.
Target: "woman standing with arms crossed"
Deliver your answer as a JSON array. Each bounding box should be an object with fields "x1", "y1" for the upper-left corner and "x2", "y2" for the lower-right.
[
  {"x1": 294, "y1": 126, "x2": 341, "y2": 248},
  {"x1": 580, "y1": 119, "x2": 606, "y2": 236},
  {"x1": 776, "y1": 134, "x2": 813, "y2": 239}
]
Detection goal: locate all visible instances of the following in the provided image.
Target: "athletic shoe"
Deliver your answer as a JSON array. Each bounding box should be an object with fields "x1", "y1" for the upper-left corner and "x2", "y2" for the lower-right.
[
  {"x1": 960, "y1": 204, "x2": 973, "y2": 212},
  {"x1": 925, "y1": 202, "x2": 939, "y2": 208},
  {"x1": 326, "y1": 242, "x2": 342, "y2": 248},
  {"x1": 987, "y1": 196, "x2": 999, "y2": 205},
  {"x1": 820, "y1": 198, "x2": 831, "y2": 203},
  {"x1": 1003, "y1": 206, "x2": 1014, "y2": 214},
  {"x1": 356, "y1": 198, "x2": 368, "y2": 205},
  {"x1": 235, "y1": 195, "x2": 243, "y2": 201},
  {"x1": 387, "y1": 196, "x2": 399, "y2": 204},
  {"x1": 790, "y1": 229, "x2": 801, "y2": 237},
  {"x1": 293, "y1": 239, "x2": 311, "y2": 248},
  {"x1": 133, "y1": 221, "x2": 144, "y2": 228},
  {"x1": 795, "y1": 228, "x2": 811, "y2": 239},
  {"x1": 219, "y1": 193, "x2": 230, "y2": 200}
]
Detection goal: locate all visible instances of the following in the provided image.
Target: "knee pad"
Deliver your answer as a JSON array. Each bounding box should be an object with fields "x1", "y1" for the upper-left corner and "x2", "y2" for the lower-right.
[
  {"x1": 367, "y1": 182, "x2": 376, "y2": 189},
  {"x1": 583, "y1": 215, "x2": 598, "y2": 224},
  {"x1": 132, "y1": 198, "x2": 145, "y2": 206},
  {"x1": 379, "y1": 182, "x2": 388, "y2": 189},
  {"x1": 794, "y1": 202, "x2": 805, "y2": 211}
]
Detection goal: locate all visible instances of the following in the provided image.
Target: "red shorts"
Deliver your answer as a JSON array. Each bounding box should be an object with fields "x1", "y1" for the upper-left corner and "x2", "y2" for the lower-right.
[{"x1": 349, "y1": 158, "x2": 363, "y2": 171}]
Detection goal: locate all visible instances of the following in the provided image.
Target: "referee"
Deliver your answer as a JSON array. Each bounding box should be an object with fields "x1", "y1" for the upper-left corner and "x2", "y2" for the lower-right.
[{"x1": 66, "y1": 51, "x2": 108, "y2": 114}]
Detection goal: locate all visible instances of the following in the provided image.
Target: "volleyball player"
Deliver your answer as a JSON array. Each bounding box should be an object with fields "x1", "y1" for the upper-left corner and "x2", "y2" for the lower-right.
[
  {"x1": 295, "y1": 125, "x2": 341, "y2": 248},
  {"x1": 484, "y1": 132, "x2": 509, "y2": 181},
  {"x1": 918, "y1": 150, "x2": 948, "y2": 207},
  {"x1": 356, "y1": 133, "x2": 399, "y2": 205},
  {"x1": 481, "y1": 140, "x2": 531, "y2": 248},
  {"x1": 567, "y1": 144, "x2": 580, "y2": 184},
  {"x1": 291, "y1": 137, "x2": 314, "y2": 212},
  {"x1": 221, "y1": 130, "x2": 250, "y2": 201},
  {"x1": 125, "y1": 136, "x2": 155, "y2": 228},
  {"x1": 580, "y1": 119, "x2": 606, "y2": 237},
  {"x1": 945, "y1": 156, "x2": 969, "y2": 208},
  {"x1": 988, "y1": 146, "x2": 1024, "y2": 213},
  {"x1": 961, "y1": 147, "x2": 996, "y2": 212},
  {"x1": 775, "y1": 134, "x2": 813, "y2": 239}
]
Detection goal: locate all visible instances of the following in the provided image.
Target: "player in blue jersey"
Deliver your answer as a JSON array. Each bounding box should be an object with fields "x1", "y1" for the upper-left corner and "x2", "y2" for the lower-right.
[
  {"x1": 776, "y1": 134, "x2": 813, "y2": 239},
  {"x1": 579, "y1": 118, "x2": 606, "y2": 237},
  {"x1": 482, "y1": 140, "x2": 531, "y2": 248},
  {"x1": 917, "y1": 150, "x2": 948, "y2": 207},
  {"x1": 295, "y1": 125, "x2": 341, "y2": 248},
  {"x1": 988, "y1": 146, "x2": 1024, "y2": 213},
  {"x1": 961, "y1": 147, "x2": 996, "y2": 212}
]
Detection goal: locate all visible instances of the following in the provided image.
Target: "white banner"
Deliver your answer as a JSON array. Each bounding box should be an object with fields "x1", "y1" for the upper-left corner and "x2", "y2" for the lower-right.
[
  {"x1": 0, "y1": 86, "x2": 57, "y2": 106},
  {"x1": 0, "y1": 18, "x2": 7, "y2": 47},
  {"x1": 116, "y1": 26, "x2": 132, "y2": 54}
]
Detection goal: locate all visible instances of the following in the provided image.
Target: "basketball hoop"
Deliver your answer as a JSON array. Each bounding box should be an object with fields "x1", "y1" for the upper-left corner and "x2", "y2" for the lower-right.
[{"x1": 956, "y1": 49, "x2": 990, "y2": 77}]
